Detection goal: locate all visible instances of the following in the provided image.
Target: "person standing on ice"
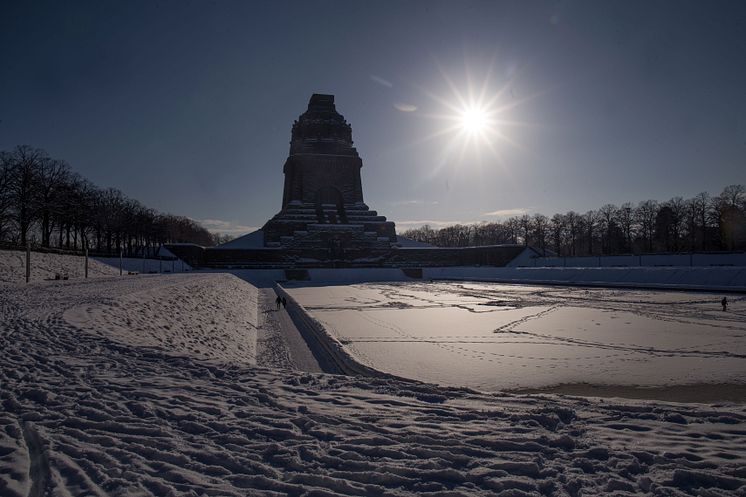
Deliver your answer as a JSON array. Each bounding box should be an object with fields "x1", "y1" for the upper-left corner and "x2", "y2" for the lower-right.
[
  {"x1": 275, "y1": 295, "x2": 282, "y2": 310},
  {"x1": 282, "y1": 297, "x2": 287, "y2": 309},
  {"x1": 721, "y1": 297, "x2": 728, "y2": 311}
]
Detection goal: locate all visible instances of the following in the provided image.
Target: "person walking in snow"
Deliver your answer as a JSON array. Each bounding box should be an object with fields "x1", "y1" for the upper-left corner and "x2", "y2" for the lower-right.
[
  {"x1": 721, "y1": 297, "x2": 728, "y2": 311},
  {"x1": 282, "y1": 297, "x2": 287, "y2": 309},
  {"x1": 275, "y1": 295, "x2": 282, "y2": 310}
]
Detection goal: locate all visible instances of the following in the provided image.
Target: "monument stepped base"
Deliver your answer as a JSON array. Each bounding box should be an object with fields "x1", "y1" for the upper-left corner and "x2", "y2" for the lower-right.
[{"x1": 165, "y1": 243, "x2": 532, "y2": 270}]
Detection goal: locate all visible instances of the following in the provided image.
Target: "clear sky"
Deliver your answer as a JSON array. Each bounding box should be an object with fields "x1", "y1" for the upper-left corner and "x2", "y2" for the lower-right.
[{"x1": 2, "y1": 0, "x2": 745, "y2": 235}]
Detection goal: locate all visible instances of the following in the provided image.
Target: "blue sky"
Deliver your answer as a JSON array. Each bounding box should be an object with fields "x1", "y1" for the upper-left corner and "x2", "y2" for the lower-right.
[{"x1": 1, "y1": 1, "x2": 744, "y2": 235}]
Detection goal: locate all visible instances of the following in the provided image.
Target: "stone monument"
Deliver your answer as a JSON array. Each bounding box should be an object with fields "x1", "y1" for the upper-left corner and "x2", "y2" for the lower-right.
[{"x1": 261, "y1": 94, "x2": 396, "y2": 257}]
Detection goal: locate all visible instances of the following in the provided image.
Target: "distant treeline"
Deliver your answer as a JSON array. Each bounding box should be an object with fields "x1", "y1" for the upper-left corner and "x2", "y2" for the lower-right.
[
  {"x1": 401, "y1": 185, "x2": 746, "y2": 255},
  {"x1": 0, "y1": 145, "x2": 220, "y2": 255}
]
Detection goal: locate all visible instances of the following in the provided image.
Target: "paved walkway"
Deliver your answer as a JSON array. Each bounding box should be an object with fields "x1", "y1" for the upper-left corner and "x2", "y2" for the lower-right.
[{"x1": 257, "y1": 288, "x2": 324, "y2": 373}]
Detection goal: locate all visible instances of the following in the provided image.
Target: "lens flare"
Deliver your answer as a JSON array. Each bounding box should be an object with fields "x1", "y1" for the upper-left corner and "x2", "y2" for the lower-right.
[{"x1": 404, "y1": 56, "x2": 539, "y2": 173}]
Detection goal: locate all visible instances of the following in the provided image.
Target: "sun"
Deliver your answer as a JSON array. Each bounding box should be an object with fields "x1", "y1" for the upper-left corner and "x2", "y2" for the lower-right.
[{"x1": 460, "y1": 106, "x2": 490, "y2": 134}]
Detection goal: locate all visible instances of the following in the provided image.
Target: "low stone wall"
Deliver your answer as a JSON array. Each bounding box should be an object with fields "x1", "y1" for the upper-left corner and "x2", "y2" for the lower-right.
[
  {"x1": 274, "y1": 283, "x2": 411, "y2": 379},
  {"x1": 533, "y1": 252, "x2": 746, "y2": 268},
  {"x1": 426, "y1": 266, "x2": 746, "y2": 292},
  {"x1": 167, "y1": 243, "x2": 529, "y2": 269},
  {"x1": 386, "y1": 245, "x2": 526, "y2": 267},
  {"x1": 163, "y1": 244, "x2": 207, "y2": 268}
]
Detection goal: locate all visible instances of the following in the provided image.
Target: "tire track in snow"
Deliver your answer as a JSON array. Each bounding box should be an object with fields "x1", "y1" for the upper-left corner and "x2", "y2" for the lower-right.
[{"x1": 22, "y1": 423, "x2": 49, "y2": 497}]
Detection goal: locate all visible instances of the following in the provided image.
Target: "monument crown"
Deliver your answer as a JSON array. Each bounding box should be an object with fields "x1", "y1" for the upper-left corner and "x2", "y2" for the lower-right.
[
  {"x1": 282, "y1": 94, "x2": 364, "y2": 208},
  {"x1": 290, "y1": 94, "x2": 356, "y2": 156}
]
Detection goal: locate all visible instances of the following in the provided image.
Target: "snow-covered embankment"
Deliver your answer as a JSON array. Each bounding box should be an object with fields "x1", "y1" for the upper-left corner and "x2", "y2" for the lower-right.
[
  {"x1": 0, "y1": 248, "x2": 190, "y2": 284},
  {"x1": 0, "y1": 249, "x2": 119, "y2": 283}
]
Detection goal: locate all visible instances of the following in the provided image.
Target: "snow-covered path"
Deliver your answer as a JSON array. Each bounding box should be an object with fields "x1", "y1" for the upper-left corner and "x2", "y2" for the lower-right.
[
  {"x1": 1, "y1": 274, "x2": 746, "y2": 496},
  {"x1": 257, "y1": 288, "x2": 325, "y2": 373}
]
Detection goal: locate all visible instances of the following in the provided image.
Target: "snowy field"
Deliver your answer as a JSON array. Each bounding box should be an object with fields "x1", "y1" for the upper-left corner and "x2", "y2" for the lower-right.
[
  {"x1": 0, "y1": 249, "x2": 119, "y2": 283},
  {"x1": 93, "y1": 256, "x2": 190, "y2": 275},
  {"x1": 2, "y1": 273, "x2": 746, "y2": 495},
  {"x1": 0, "y1": 248, "x2": 189, "y2": 284},
  {"x1": 287, "y1": 282, "x2": 746, "y2": 398}
]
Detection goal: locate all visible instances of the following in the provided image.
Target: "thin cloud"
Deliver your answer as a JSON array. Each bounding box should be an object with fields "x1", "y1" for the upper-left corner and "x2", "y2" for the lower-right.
[
  {"x1": 394, "y1": 102, "x2": 417, "y2": 112},
  {"x1": 481, "y1": 208, "x2": 531, "y2": 218},
  {"x1": 389, "y1": 199, "x2": 439, "y2": 206},
  {"x1": 198, "y1": 219, "x2": 259, "y2": 236},
  {"x1": 394, "y1": 219, "x2": 469, "y2": 231},
  {"x1": 370, "y1": 75, "x2": 393, "y2": 88}
]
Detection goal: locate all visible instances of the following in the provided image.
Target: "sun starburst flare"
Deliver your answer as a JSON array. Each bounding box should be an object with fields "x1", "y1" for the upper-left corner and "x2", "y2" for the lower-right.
[{"x1": 400, "y1": 56, "x2": 543, "y2": 176}]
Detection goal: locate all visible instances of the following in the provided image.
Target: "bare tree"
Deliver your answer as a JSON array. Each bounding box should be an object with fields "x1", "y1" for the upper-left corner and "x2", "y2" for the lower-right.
[
  {"x1": 531, "y1": 214, "x2": 548, "y2": 255},
  {"x1": 583, "y1": 210, "x2": 599, "y2": 255},
  {"x1": 615, "y1": 203, "x2": 634, "y2": 253},
  {"x1": 0, "y1": 152, "x2": 13, "y2": 239},
  {"x1": 518, "y1": 215, "x2": 531, "y2": 246},
  {"x1": 693, "y1": 192, "x2": 710, "y2": 250},
  {"x1": 634, "y1": 200, "x2": 658, "y2": 252},
  {"x1": 36, "y1": 157, "x2": 70, "y2": 247},
  {"x1": 598, "y1": 204, "x2": 618, "y2": 254},
  {"x1": 6, "y1": 146, "x2": 47, "y2": 246},
  {"x1": 549, "y1": 214, "x2": 565, "y2": 255},
  {"x1": 564, "y1": 211, "x2": 581, "y2": 256},
  {"x1": 505, "y1": 217, "x2": 520, "y2": 244},
  {"x1": 713, "y1": 185, "x2": 746, "y2": 250},
  {"x1": 665, "y1": 197, "x2": 685, "y2": 252}
]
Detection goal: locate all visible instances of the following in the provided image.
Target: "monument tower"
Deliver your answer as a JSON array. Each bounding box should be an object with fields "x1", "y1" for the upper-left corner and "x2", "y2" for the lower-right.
[{"x1": 262, "y1": 94, "x2": 397, "y2": 255}]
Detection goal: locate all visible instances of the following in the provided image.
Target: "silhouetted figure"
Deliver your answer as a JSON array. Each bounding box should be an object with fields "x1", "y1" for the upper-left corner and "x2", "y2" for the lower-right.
[
  {"x1": 282, "y1": 297, "x2": 287, "y2": 309},
  {"x1": 275, "y1": 295, "x2": 281, "y2": 310},
  {"x1": 721, "y1": 297, "x2": 728, "y2": 311}
]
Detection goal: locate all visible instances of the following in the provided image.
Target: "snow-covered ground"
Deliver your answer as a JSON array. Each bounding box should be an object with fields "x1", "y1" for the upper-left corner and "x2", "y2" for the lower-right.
[
  {"x1": 0, "y1": 249, "x2": 119, "y2": 283},
  {"x1": 0, "y1": 249, "x2": 189, "y2": 284},
  {"x1": 2, "y1": 272, "x2": 746, "y2": 495},
  {"x1": 65, "y1": 273, "x2": 257, "y2": 365},
  {"x1": 287, "y1": 282, "x2": 746, "y2": 397},
  {"x1": 93, "y1": 256, "x2": 191, "y2": 275}
]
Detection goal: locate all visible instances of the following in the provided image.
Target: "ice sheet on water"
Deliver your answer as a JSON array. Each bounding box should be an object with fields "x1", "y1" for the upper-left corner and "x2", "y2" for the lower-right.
[{"x1": 289, "y1": 282, "x2": 746, "y2": 391}]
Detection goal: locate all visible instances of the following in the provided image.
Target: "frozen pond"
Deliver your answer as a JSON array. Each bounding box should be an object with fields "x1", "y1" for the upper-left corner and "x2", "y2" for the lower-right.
[{"x1": 287, "y1": 282, "x2": 746, "y2": 392}]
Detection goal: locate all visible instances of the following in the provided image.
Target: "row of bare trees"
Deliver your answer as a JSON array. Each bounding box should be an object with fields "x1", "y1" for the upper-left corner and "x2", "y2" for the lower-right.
[
  {"x1": 0, "y1": 145, "x2": 219, "y2": 255},
  {"x1": 401, "y1": 185, "x2": 746, "y2": 255}
]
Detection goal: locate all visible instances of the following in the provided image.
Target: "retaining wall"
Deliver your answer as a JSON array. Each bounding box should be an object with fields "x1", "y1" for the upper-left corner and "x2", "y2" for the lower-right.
[
  {"x1": 425, "y1": 266, "x2": 746, "y2": 292},
  {"x1": 274, "y1": 283, "x2": 411, "y2": 379}
]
